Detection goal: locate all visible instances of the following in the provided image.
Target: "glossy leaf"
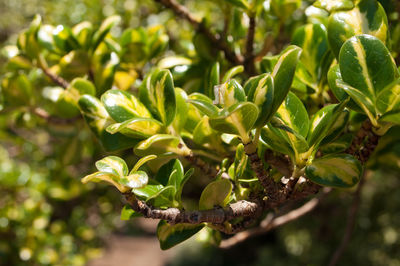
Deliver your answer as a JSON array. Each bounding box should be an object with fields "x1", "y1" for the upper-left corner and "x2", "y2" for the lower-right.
[
  {"x1": 213, "y1": 79, "x2": 246, "y2": 107},
  {"x1": 308, "y1": 101, "x2": 348, "y2": 149},
  {"x1": 187, "y1": 98, "x2": 219, "y2": 117},
  {"x1": 327, "y1": 64, "x2": 363, "y2": 112},
  {"x1": 207, "y1": 62, "x2": 220, "y2": 98},
  {"x1": 139, "y1": 69, "x2": 176, "y2": 126},
  {"x1": 292, "y1": 23, "x2": 331, "y2": 87},
  {"x1": 306, "y1": 154, "x2": 362, "y2": 188},
  {"x1": 95, "y1": 156, "x2": 128, "y2": 177},
  {"x1": 339, "y1": 35, "x2": 398, "y2": 101},
  {"x1": 234, "y1": 144, "x2": 248, "y2": 181},
  {"x1": 314, "y1": 0, "x2": 354, "y2": 12},
  {"x1": 222, "y1": 65, "x2": 244, "y2": 83},
  {"x1": 134, "y1": 134, "x2": 182, "y2": 156},
  {"x1": 328, "y1": 0, "x2": 389, "y2": 58},
  {"x1": 92, "y1": 15, "x2": 121, "y2": 50},
  {"x1": 157, "y1": 220, "x2": 204, "y2": 250},
  {"x1": 106, "y1": 117, "x2": 163, "y2": 138},
  {"x1": 78, "y1": 95, "x2": 140, "y2": 151},
  {"x1": 131, "y1": 155, "x2": 158, "y2": 174},
  {"x1": 209, "y1": 102, "x2": 259, "y2": 139},
  {"x1": 101, "y1": 89, "x2": 152, "y2": 122},
  {"x1": 376, "y1": 79, "x2": 400, "y2": 115},
  {"x1": 199, "y1": 179, "x2": 232, "y2": 210},
  {"x1": 269, "y1": 45, "x2": 302, "y2": 120},
  {"x1": 155, "y1": 159, "x2": 184, "y2": 188},
  {"x1": 121, "y1": 171, "x2": 149, "y2": 189},
  {"x1": 245, "y1": 74, "x2": 274, "y2": 128},
  {"x1": 173, "y1": 88, "x2": 189, "y2": 132}
]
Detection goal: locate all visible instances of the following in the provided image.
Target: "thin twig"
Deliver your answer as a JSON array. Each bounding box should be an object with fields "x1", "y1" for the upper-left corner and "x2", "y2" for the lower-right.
[
  {"x1": 154, "y1": 0, "x2": 243, "y2": 65},
  {"x1": 244, "y1": 13, "x2": 256, "y2": 75},
  {"x1": 328, "y1": 174, "x2": 366, "y2": 266},
  {"x1": 219, "y1": 195, "x2": 323, "y2": 249},
  {"x1": 184, "y1": 151, "x2": 219, "y2": 177}
]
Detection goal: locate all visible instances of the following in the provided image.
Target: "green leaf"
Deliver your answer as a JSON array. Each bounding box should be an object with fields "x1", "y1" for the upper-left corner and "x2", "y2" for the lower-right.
[
  {"x1": 72, "y1": 21, "x2": 93, "y2": 49},
  {"x1": 155, "y1": 159, "x2": 184, "y2": 187},
  {"x1": 95, "y1": 156, "x2": 128, "y2": 177},
  {"x1": 320, "y1": 133, "x2": 353, "y2": 154},
  {"x1": 134, "y1": 134, "x2": 182, "y2": 156},
  {"x1": 213, "y1": 80, "x2": 246, "y2": 107},
  {"x1": 207, "y1": 62, "x2": 220, "y2": 98},
  {"x1": 157, "y1": 220, "x2": 204, "y2": 250},
  {"x1": 199, "y1": 179, "x2": 232, "y2": 210},
  {"x1": 276, "y1": 92, "x2": 309, "y2": 138},
  {"x1": 193, "y1": 117, "x2": 215, "y2": 145},
  {"x1": 245, "y1": 74, "x2": 274, "y2": 128},
  {"x1": 101, "y1": 89, "x2": 152, "y2": 122},
  {"x1": 306, "y1": 154, "x2": 362, "y2": 188},
  {"x1": 92, "y1": 15, "x2": 121, "y2": 50},
  {"x1": 261, "y1": 125, "x2": 295, "y2": 158},
  {"x1": 379, "y1": 110, "x2": 400, "y2": 125},
  {"x1": 106, "y1": 117, "x2": 163, "y2": 138},
  {"x1": 328, "y1": 0, "x2": 389, "y2": 58},
  {"x1": 269, "y1": 45, "x2": 302, "y2": 120},
  {"x1": 158, "y1": 56, "x2": 192, "y2": 69},
  {"x1": 172, "y1": 88, "x2": 189, "y2": 132},
  {"x1": 1, "y1": 74, "x2": 33, "y2": 106},
  {"x1": 234, "y1": 144, "x2": 248, "y2": 181},
  {"x1": 327, "y1": 64, "x2": 363, "y2": 112},
  {"x1": 121, "y1": 170, "x2": 148, "y2": 189},
  {"x1": 121, "y1": 205, "x2": 141, "y2": 220},
  {"x1": 130, "y1": 155, "x2": 158, "y2": 174},
  {"x1": 222, "y1": 65, "x2": 244, "y2": 83},
  {"x1": 314, "y1": 0, "x2": 354, "y2": 12},
  {"x1": 319, "y1": 109, "x2": 350, "y2": 146},
  {"x1": 336, "y1": 80, "x2": 376, "y2": 124},
  {"x1": 147, "y1": 185, "x2": 176, "y2": 207},
  {"x1": 139, "y1": 69, "x2": 176, "y2": 126},
  {"x1": 82, "y1": 172, "x2": 127, "y2": 192},
  {"x1": 307, "y1": 101, "x2": 348, "y2": 149},
  {"x1": 292, "y1": 23, "x2": 331, "y2": 86},
  {"x1": 376, "y1": 79, "x2": 400, "y2": 115},
  {"x1": 209, "y1": 102, "x2": 259, "y2": 139},
  {"x1": 78, "y1": 95, "x2": 140, "y2": 151},
  {"x1": 132, "y1": 179, "x2": 164, "y2": 199},
  {"x1": 187, "y1": 98, "x2": 219, "y2": 117},
  {"x1": 339, "y1": 35, "x2": 398, "y2": 103},
  {"x1": 176, "y1": 168, "x2": 194, "y2": 203}
]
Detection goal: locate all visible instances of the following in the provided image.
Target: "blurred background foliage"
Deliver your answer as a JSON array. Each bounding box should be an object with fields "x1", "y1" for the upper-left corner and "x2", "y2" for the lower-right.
[{"x1": 0, "y1": 0, "x2": 399, "y2": 265}]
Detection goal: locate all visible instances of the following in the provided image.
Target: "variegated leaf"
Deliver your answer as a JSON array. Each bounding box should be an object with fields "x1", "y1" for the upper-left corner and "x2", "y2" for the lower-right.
[
  {"x1": 134, "y1": 134, "x2": 182, "y2": 156},
  {"x1": 106, "y1": 117, "x2": 163, "y2": 138},
  {"x1": 306, "y1": 154, "x2": 362, "y2": 188},
  {"x1": 78, "y1": 95, "x2": 140, "y2": 151},
  {"x1": 328, "y1": 0, "x2": 389, "y2": 58},
  {"x1": 209, "y1": 102, "x2": 258, "y2": 140},
  {"x1": 157, "y1": 220, "x2": 204, "y2": 250},
  {"x1": 376, "y1": 79, "x2": 400, "y2": 115},
  {"x1": 314, "y1": 0, "x2": 354, "y2": 13},
  {"x1": 101, "y1": 89, "x2": 152, "y2": 123},
  {"x1": 139, "y1": 69, "x2": 176, "y2": 126},
  {"x1": 269, "y1": 45, "x2": 302, "y2": 120},
  {"x1": 292, "y1": 23, "x2": 331, "y2": 87},
  {"x1": 245, "y1": 74, "x2": 274, "y2": 128},
  {"x1": 213, "y1": 79, "x2": 245, "y2": 107},
  {"x1": 95, "y1": 156, "x2": 128, "y2": 177}
]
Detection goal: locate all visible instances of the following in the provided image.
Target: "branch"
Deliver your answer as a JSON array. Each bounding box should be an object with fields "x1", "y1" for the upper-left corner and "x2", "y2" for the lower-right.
[
  {"x1": 32, "y1": 107, "x2": 81, "y2": 124},
  {"x1": 220, "y1": 195, "x2": 322, "y2": 249},
  {"x1": 328, "y1": 173, "x2": 366, "y2": 266},
  {"x1": 124, "y1": 193, "x2": 263, "y2": 225},
  {"x1": 40, "y1": 66, "x2": 70, "y2": 89},
  {"x1": 154, "y1": 0, "x2": 243, "y2": 65},
  {"x1": 346, "y1": 120, "x2": 380, "y2": 164},
  {"x1": 244, "y1": 13, "x2": 256, "y2": 75},
  {"x1": 243, "y1": 141, "x2": 282, "y2": 202}
]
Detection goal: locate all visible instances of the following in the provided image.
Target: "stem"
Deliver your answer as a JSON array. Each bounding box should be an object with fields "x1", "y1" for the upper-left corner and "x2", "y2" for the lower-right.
[
  {"x1": 125, "y1": 193, "x2": 263, "y2": 225},
  {"x1": 244, "y1": 12, "x2": 256, "y2": 75},
  {"x1": 37, "y1": 55, "x2": 69, "y2": 89}
]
